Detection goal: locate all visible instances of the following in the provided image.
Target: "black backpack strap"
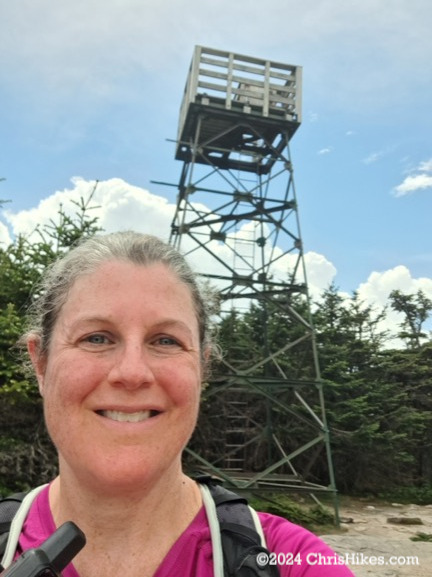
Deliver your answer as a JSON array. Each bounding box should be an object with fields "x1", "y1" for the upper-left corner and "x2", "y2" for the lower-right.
[
  {"x1": 0, "y1": 485, "x2": 48, "y2": 571},
  {"x1": 197, "y1": 475, "x2": 279, "y2": 577},
  {"x1": 0, "y1": 492, "x2": 26, "y2": 569}
]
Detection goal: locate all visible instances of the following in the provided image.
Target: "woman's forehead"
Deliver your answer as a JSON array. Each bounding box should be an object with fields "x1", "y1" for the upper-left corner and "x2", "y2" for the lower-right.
[
  {"x1": 70, "y1": 260, "x2": 187, "y2": 291},
  {"x1": 58, "y1": 261, "x2": 198, "y2": 322}
]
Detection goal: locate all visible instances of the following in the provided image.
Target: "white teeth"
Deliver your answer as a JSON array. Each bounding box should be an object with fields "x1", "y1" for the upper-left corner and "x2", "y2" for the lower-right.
[{"x1": 101, "y1": 410, "x2": 152, "y2": 423}]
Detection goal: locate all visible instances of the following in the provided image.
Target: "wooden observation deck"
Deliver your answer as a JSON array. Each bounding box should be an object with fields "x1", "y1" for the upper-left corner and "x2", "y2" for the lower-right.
[{"x1": 176, "y1": 46, "x2": 302, "y2": 174}]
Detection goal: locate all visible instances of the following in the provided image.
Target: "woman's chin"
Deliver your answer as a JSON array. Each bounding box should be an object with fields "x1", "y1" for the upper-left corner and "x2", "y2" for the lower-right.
[{"x1": 68, "y1": 455, "x2": 183, "y2": 496}]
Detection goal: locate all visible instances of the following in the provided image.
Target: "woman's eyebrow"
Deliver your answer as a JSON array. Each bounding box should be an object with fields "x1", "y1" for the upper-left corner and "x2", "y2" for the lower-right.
[
  {"x1": 66, "y1": 317, "x2": 196, "y2": 336},
  {"x1": 67, "y1": 316, "x2": 113, "y2": 328},
  {"x1": 151, "y1": 319, "x2": 196, "y2": 338}
]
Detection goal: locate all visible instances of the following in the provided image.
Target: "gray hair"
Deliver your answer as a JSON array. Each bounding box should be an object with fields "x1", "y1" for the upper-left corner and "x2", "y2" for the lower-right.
[{"x1": 25, "y1": 231, "x2": 215, "y2": 371}]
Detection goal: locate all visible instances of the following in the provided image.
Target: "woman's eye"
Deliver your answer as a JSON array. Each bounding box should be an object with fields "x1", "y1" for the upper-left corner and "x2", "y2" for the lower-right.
[
  {"x1": 156, "y1": 336, "x2": 180, "y2": 347},
  {"x1": 84, "y1": 334, "x2": 111, "y2": 345}
]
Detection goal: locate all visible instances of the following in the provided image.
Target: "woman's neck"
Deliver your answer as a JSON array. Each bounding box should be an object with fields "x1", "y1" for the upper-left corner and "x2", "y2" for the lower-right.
[
  {"x1": 48, "y1": 468, "x2": 202, "y2": 577},
  {"x1": 51, "y1": 465, "x2": 200, "y2": 525}
]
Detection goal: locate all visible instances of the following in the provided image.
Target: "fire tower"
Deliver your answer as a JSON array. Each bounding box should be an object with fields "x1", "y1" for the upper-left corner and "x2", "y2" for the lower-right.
[{"x1": 159, "y1": 46, "x2": 338, "y2": 513}]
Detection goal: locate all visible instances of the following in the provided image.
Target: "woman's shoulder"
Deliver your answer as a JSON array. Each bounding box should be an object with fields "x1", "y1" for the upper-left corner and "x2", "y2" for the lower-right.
[{"x1": 257, "y1": 511, "x2": 355, "y2": 576}]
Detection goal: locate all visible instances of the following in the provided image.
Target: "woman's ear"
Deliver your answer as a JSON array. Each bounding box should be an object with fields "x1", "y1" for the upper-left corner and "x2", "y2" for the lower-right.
[{"x1": 27, "y1": 336, "x2": 47, "y2": 396}]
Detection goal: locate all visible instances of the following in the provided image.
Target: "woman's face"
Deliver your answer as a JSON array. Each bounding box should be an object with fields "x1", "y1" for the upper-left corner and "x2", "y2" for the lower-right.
[{"x1": 29, "y1": 260, "x2": 203, "y2": 493}]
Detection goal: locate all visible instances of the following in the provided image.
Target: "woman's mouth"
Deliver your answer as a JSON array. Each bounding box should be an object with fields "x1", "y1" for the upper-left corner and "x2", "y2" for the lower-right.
[{"x1": 97, "y1": 410, "x2": 160, "y2": 423}]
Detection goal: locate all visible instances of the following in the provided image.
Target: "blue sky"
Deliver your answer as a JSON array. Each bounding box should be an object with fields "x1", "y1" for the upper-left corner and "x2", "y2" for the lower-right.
[{"x1": 1, "y1": 0, "x2": 431, "y2": 338}]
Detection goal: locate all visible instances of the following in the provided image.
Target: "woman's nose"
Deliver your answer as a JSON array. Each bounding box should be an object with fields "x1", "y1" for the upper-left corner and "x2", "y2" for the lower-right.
[{"x1": 108, "y1": 344, "x2": 155, "y2": 389}]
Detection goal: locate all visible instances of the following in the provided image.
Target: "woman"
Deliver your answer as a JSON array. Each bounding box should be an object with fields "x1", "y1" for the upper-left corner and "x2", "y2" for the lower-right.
[{"x1": 5, "y1": 231, "x2": 355, "y2": 576}]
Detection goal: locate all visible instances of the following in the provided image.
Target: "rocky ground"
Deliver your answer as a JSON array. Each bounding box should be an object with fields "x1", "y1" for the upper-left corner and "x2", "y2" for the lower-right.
[{"x1": 320, "y1": 498, "x2": 432, "y2": 576}]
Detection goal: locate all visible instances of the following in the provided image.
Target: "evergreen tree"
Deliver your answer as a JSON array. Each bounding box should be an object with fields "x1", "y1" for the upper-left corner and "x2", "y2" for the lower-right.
[
  {"x1": 0, "y1": 192, "x2": 101, "y2": 493},
  {"x1": 313, "y1": 286, "x2": 426, "y2": 493},
  {"x1": 389, "y1": 289, "x2": 432, "y2": 349}
]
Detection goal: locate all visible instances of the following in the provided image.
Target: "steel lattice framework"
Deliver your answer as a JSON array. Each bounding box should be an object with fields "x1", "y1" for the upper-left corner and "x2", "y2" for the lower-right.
[{"x1": 157, "y1": 46, "x2": 338, "y2": 516}]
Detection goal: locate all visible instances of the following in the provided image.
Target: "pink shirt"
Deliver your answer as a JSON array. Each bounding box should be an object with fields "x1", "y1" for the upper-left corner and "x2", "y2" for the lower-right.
[{"x1": 17, "y1": 485, "x2": 354, "y2": 576}]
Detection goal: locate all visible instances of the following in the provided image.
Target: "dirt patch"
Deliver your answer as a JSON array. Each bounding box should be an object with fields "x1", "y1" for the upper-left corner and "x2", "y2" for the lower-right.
[{"x1": 319, "y1": 498, "x2": 432, "y2": 576}]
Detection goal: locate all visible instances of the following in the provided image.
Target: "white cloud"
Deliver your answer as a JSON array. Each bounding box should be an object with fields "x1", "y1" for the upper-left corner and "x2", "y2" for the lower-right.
[
  {"x1": 303, "y1": 252, "x2": 337, "y2": 297},
  {"x1": 357, "y1": 265, "x2": 432, "y2": 345},
  {"x1": 393, "y1": 157, "x2": 432, "y2": 196},
  {"x1": 4, "y1": 177, "x2": 176, "y2": 242},
  {"x1": 419, "y1": 158, "x2": 432, "y2": 172},
  {"x1": 393, "y1": 173, "x2": 432, "y2": 197},
  {"x1": 363, "y1": 150, "x2": 386, "y2": 165},
  {"x1": 357, "y1": 266, "x2": 416, "y2": 305},
  {"x1": 318, "y1": 147, "x2": 332, "y2": 155},
  {"x1": 0, "y1": 221, "x2": 12, "y2": 246}
]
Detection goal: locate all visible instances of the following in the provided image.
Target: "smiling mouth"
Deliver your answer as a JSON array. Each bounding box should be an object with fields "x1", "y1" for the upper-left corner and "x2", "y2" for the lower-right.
[{"x1": 97, "y1": 410, "x2": 160, "y2": 423}]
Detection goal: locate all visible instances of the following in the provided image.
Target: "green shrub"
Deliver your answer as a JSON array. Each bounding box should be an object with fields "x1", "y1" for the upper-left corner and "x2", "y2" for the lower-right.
[
  {"x1": 411, "y1": 532, "x2": 432, "y2": 542},
  {"x1": 379, "y1": 485, "x2": 432, "y2": 505},
  {"x1": 249, "y1": 493, "x2": 335, "y2": 531}
]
